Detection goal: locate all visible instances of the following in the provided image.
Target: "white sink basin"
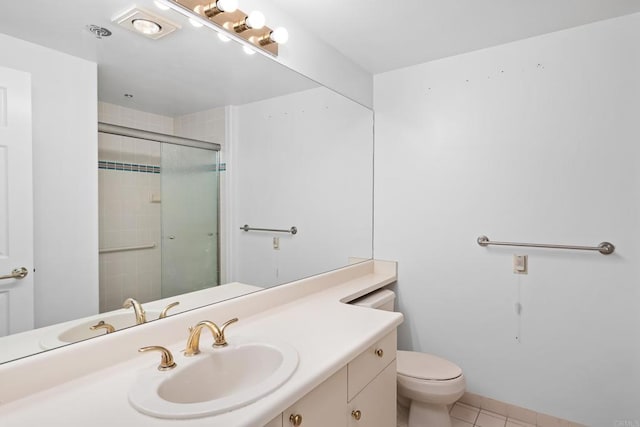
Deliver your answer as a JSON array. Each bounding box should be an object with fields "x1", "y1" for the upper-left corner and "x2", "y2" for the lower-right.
[
  {"x1": 129, "y1": 338, "x2": 299, "y2": 419},
  {"x1": 39, "y1": 310, "x2": 162, "y2": 349}
]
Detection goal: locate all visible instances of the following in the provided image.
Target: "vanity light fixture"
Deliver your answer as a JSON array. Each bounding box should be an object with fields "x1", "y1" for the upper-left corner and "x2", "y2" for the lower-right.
[
  {"x1": 198, "y1": 0, "x2": 238, "y2": 18},
  {"x1": 163, "y1": 0, "x2": 288, "y2": 56},
  {"x1": 232, "y1": 11, "x2": 265, "y2": 32},
  {"x1": 256, "y1": 27, "x2": 289, "y2": 46},
  {"x1": 113, "y1": 7, "x2": 179, "y2": 40}
]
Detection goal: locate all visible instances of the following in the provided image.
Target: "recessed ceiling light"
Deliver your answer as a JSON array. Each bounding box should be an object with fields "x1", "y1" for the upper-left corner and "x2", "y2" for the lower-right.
[
  {"x1": 112, "y1": 7, "x2": 179, "y2": 40},
  {"x1": 132, "y1": 19, "x2": 162, "y2": 35}
]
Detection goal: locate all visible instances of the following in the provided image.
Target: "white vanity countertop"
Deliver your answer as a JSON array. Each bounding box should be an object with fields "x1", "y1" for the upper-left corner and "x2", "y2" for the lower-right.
[{"x1": 0, "y1": 260, "x2": 401, "y2": 427}]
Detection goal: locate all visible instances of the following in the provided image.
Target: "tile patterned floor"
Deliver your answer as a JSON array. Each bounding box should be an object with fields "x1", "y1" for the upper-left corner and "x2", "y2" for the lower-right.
[
  {"x1": 450, "y1": 402, "x2": 536, "y2": 427},
  {"x1": 397, "y1": 401, "x2": 538, "y2": 427}
]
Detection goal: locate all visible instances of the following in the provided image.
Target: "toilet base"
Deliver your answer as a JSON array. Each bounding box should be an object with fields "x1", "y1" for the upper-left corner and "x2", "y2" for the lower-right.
[{"x1": 408, "y1": 400, "x2": 452, "y2": 427}]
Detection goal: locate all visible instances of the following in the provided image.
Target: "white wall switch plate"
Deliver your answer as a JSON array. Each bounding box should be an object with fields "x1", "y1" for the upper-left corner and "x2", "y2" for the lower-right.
[{"x1": 513, "y1": 254, "x2": 528, "y2": 274}]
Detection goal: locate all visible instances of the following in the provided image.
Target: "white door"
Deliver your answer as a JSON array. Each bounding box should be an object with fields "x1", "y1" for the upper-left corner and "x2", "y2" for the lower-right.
[{"x1": 0, "y1": 65, "x2": 34, "y2": 337}]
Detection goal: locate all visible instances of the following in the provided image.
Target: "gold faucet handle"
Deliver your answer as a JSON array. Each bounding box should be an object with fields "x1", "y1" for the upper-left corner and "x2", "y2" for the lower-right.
[
  {"x1": 139, "y1": 346, "x2": 177, "y2": 371},
  {"x1": 89, "y1": 320, "x2": 115, "y2": 334},
  {"x1": 214, "y1": 317, "x2": 239, "y2": 347},
  {"x1": 159, "y1": 301, "x2": 180, "y2": 319}
]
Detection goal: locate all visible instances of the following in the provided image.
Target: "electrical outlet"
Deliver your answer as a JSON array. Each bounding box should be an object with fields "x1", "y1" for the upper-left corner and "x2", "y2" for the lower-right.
[{"x1": 513, "y1": 254, "x2": 527, "y2": 274}]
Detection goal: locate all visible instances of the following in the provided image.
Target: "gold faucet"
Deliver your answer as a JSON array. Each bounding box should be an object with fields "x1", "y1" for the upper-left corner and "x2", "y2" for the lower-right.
[
  {"x1": 123, "y1": 298, "x2": 146, "y2": 325},
  {"x1": 159, "y1": 301, "x2": 180, "y2": 319},
  {"x1": 184, "y1": 318, "x2": 239, "y2": 356},
  {"x1": 139, "y1": 346, "x2": 177, "y2": 371}
]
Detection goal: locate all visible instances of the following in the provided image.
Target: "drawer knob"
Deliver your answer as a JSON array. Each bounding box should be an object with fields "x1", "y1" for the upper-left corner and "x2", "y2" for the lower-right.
[
  {"x1": 375, "y1": 348, "x2": 384, "y2": 358},
  {"x1": 289, "y1": 414, "x2": 303, "y2": 426},
  {"x1": 352, "y1": 409, "x2": 362, "y2": 420}
]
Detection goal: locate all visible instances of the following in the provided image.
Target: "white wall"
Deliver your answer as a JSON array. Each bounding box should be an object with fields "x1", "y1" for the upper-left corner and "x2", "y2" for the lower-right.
[
  {"x1": 230, "y1": 87, "x2": 373, "y2": 287},
  {"x1": 0, "y1": 34, "x2": 99, "y2": 328},
  {"x1": 235, "y1": 0, "x2": 373, "y2": 108},
  {"x1": 374, "y1": 13, "x2": 640, "y2": 426}
]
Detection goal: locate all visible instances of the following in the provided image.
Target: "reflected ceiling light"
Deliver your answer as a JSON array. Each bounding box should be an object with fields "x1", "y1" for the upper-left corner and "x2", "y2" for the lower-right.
[
  {"x1": 218, "y1": 33, "x2": 231, "y2": 42},
  {"x1": 132, "y1": 19, "x2": 162, "y2": 35},
  {"x1": 189, "y1": 18, "x2": 204, "y2": 27},
  {"x1": 233, "y1": 10, "x2": 265, "y2": 32},
  {"x1": 242, "y1": 45, "x2": 256, "y2": 55},
  {"x1": 153, "y1": 0, "x2": 171, "y2": 11}
]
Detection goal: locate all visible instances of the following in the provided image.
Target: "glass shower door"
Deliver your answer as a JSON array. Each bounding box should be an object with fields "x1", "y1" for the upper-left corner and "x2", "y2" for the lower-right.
[{"x1": 160, "y1": 144, "x2": 220, "y2": 298}]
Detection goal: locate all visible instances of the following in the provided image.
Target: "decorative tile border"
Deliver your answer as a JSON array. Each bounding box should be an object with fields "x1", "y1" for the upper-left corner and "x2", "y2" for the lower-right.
[
  {"x1": 98, "y1": 160, "x2": 160, "y2": 174},
  {"x1": 98, "y1": 161, "x2": 226, "y2": 173}
]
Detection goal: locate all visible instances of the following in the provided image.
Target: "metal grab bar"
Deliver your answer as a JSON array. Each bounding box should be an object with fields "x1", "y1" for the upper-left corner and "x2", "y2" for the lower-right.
[
  {"x1": 240, "y1": 224, "x2": 298, "y2": 235},
  {"x1": 99, "y1": 243, "x2": 156, "y2": 254},
  {"x1": 477, "y1": 235, "x2": 615, "y2": 255},
  {"x1": 0, "y1": 267, "x2": 29, "y2": 280}
]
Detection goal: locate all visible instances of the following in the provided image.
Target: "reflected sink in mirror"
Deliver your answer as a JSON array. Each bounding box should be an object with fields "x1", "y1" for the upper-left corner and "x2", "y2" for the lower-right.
[
  {"x1": 39, "y1": 310, "x2": 162, "y2": 350},
  {"x1": 129, "y1": 338, "x2": 298, "y2": 419}
]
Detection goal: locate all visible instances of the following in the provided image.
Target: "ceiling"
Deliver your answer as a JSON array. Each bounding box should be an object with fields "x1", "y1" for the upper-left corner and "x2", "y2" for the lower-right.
[
  {"x1": 0, "y1": 0, "x2": 316, "y2": 116},
  {"x1": 269, "y1": 0, "x2": 640, "y2": 74},
  {"x1": 2, "y1": 0, "x2": 640, "y2": 115}
]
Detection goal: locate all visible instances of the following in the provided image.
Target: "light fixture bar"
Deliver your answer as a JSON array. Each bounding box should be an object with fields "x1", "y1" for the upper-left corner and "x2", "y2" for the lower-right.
[{"x1": 160, "y1": 0, "x2": 285, "y2": 56}]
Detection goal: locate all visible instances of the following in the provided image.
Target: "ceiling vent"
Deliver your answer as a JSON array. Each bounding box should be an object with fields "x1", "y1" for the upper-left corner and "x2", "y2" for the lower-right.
[{"x1": 112, "y1": 7, "x2": 180, "y2": 40}]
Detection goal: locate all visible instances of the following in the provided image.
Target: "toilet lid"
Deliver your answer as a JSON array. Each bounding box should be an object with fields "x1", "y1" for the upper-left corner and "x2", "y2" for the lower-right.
[{"x1": 397, "y1": 350, "x2": 462, "y2": 381}]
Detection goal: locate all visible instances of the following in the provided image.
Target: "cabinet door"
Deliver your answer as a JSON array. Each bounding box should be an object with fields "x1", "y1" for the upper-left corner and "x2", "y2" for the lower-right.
[
  {"x1": 264, "y1": 414, "x2": 283, "y2": 427},
  {"x1": 347, "y1": 360, "x2": 396, "y2": 427},
  {"x1": 284, "y1": 366, "x2": 348, "y2": 427}
]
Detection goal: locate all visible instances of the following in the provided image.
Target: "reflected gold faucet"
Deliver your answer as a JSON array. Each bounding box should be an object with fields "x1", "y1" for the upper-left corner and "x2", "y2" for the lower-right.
[
  {"x1": 123, "y1": 298, "x2": 146, "y2": 325},
  {"x1": 159, "y1": 301, "x2": 180, "y2": 319},
  {"x1": 184, "y1": 318, "x2": 239, "y2": 356},
  {"x1": 89, "y1": 320, "x2": 115, "y2": 334}
]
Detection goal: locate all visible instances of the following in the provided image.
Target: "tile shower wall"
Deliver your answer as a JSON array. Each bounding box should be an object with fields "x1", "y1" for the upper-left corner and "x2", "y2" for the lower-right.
[
  {"x1": 98, "y1": 103, "x2": 172, "y2": 312},
  {"x1": 98, "y1": 103, "x2": 225, "y2": 311}
]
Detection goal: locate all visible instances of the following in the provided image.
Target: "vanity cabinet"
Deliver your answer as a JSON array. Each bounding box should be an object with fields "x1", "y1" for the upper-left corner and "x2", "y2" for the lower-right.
[{"x1": 271, "y1": 330, "x2": 397, "y2": 427}]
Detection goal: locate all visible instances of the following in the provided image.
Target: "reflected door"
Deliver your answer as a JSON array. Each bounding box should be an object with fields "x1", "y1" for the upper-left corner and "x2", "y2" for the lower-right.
[
  {"x1": 161, "y1": 144, "x2": 220, "y2": 298},
  {"x1": 0, "y1": 66, "x2": 34, "y2": 336}
]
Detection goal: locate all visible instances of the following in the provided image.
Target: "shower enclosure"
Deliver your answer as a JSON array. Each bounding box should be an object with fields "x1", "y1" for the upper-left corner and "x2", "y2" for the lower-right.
[{"x1": 97, "y1": 124, "x2": 220, "y2": 312}]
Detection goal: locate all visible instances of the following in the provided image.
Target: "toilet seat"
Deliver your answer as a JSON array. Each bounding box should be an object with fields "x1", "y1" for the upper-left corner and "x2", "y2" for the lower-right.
[{"x1": 397, "y1": 350, "x2": 462, "y2": 381}]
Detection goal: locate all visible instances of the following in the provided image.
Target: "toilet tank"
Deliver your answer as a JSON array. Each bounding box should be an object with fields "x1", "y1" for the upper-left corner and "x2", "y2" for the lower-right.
[{"x1": 350, "y1": 289, "x2": 395, "y2": 311}]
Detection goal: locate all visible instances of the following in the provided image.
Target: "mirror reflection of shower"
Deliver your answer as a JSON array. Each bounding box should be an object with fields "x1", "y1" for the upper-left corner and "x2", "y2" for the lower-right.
[{"x1": 97, "y1": 107, "x2": 220, "y2": 313}]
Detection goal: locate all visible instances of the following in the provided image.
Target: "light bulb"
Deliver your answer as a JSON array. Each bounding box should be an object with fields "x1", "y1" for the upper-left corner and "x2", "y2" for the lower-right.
[
  {"x1": 153, "y1": 0, "x2": 170, "y2": 11},
  {"x1": 217, "y1": 0, "x2": 238, "y2": 13},
  {"x1": 243, "y1": 45, "x2": 256, "y2": 55},
  {"x1": 189, "y1": 18, "x2": 203, "y2": 28},
  {"x1": 270, "y1": 27, "x2": 288, "y2": 44},
  {"x1": 132, "y1": 19, "x2": 162, "y2": 35},
  {"x1": 218, "y1": 33, "x2": 231, "y2": 42},
  {"x1": 246, "y1": 11, "x2": 265, "y2": 29}
]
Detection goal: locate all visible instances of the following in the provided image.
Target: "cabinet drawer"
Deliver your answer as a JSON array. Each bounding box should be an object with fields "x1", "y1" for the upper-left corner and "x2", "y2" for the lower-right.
[
  {"x1": 347, "y1": 329, "x2": 396, "y2": 401},
  {"x1": 284, "y1": 366, "x2": 348, "y2": 427},
  {"x1": 348, "y1": 360, "x2": 397, "y2": 427}
]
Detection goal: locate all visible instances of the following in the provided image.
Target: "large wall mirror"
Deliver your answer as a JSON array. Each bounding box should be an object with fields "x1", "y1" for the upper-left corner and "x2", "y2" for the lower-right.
[{"x1": 0, "y1": 0, "x2": 373, "y2": 363}]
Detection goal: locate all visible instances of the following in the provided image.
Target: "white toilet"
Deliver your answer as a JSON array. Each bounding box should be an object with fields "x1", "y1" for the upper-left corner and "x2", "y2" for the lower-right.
[{"x1": 352, "y1": 290, "x2": 466, "y2": 427}]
